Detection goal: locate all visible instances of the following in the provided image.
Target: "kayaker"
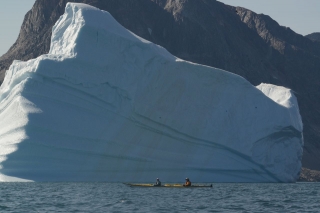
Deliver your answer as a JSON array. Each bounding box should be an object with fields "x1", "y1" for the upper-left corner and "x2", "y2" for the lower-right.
[
  {"x1": 183, "y1": 178, "x2": 191, "y2": 186},
  {"x1": 154, "y1": 178, "x2": 161, "y2": 186}
]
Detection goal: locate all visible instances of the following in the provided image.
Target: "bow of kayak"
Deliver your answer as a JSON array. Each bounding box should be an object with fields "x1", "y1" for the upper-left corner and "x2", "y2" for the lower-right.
[{"x1": 124, "y1": 183, "x2": 158, "y2": 187}]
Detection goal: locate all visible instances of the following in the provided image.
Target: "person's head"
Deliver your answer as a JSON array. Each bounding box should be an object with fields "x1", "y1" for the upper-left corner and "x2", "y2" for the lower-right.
[
  {"x1": 185, "y1": 178, "x2": 189, "y2": 181},
  {"x1": 157, "y1": 178, "x2": 159, "y2": 180}
]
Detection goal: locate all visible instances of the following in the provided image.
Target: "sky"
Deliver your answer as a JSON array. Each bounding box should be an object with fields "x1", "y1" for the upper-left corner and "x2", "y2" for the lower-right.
[
  {"x1": 0, "y1": 0, "x2": 36, "y2": 56},
  {"x1": 0, "y1": 0, "x2": 319, "y2": 56}
]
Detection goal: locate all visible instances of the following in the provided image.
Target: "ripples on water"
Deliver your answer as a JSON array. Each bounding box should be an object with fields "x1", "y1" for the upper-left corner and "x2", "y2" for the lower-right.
[{"x1": 0, "y1": 182, "x2": 319, "y2": 212}]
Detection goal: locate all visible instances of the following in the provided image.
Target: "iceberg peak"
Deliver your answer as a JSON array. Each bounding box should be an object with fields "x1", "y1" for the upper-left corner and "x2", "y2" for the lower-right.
[{"x1": 50, "y1": 3, "x2": 175, "y2": 63}]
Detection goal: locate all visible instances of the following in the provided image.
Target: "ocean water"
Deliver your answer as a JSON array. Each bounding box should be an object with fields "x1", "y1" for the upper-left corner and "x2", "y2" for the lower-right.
[{"x1": 0, "y1": 182, "x2": 319, "y2": 212}]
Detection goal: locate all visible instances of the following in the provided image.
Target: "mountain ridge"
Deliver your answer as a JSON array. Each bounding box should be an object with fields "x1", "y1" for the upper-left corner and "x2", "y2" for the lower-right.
[{"x1": 306, "y1": 32, "x2": 320, "y2": 42}]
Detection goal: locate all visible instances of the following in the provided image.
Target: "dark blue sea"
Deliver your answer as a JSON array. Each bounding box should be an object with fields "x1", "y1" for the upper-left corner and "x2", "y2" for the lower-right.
[{"x1": 0, "y1": 182, "x2": 319, "y2": 212}]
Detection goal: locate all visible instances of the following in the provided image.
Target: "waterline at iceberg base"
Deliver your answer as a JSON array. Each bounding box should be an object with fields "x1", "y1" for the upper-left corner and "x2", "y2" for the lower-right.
[{"x1": 0, "y1": 3, "x2": 303, "y2": 182}]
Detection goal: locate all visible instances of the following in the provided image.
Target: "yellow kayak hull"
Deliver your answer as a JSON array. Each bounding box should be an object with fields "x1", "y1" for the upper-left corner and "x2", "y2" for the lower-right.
[{"x1": 124, "y1": 183, "x2": 212, "y2": 188}]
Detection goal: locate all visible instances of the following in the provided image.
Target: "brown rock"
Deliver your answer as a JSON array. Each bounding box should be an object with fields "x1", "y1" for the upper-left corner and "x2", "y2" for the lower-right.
[{"x1": 299, "y1": 167, "x2": 320, "y2": 182}]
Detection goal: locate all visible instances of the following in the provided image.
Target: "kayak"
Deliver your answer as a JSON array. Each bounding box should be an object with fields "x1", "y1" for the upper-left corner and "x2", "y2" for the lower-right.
[
  {"x1": 124, "y1": 183, "x2": 212, "y2": 188},
  {"x1": 164, "y1": 184, "x2": 212, "y2": 188}
]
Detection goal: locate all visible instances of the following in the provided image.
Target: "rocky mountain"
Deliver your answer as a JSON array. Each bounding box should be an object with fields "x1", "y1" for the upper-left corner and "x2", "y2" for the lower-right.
[
  {"x1": 1, "y1": 0, "x2": 320, "y2": 172},
  {"x1": 306, "y1": 32, "x2": 320, "y2": 42}
]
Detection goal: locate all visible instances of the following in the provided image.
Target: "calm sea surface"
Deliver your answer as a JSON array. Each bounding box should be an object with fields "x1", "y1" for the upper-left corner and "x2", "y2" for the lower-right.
[{"x1": 0, "y1": 182, "x2": 319, "y2": 212}]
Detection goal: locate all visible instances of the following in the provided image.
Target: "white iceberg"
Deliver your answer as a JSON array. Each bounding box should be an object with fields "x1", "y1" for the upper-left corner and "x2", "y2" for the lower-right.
[{"x1": 0, "y1": 3, "x2": 303, "y2": 182}]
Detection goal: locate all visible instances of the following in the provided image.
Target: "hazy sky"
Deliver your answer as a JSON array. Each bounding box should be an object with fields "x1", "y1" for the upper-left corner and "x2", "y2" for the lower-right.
[
  {"x1": 0, "y1": 0, "x2": 36, "y2": 56},
  {"x1": 0, "y1": 0, "x2": 319, "y2": 56}
]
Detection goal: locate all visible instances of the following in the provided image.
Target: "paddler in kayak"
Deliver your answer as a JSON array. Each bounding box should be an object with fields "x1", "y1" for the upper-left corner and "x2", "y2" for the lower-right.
[
  {"x1": 183, "y1": 178, "x2": 191, "y2": 186},
  {"x1": 154, "y1": 178, "x2": 161, "y2": 186}
]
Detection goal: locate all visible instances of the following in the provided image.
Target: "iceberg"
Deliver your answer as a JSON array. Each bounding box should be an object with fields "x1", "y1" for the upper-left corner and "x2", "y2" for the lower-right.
[{"x1": 0, "y1": 3, "x2": 303, "y2": 182}]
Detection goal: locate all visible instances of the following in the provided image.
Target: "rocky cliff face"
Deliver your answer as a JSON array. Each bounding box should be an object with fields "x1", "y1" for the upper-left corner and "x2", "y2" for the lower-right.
[
  {"x1": 1, "y1": 0, "x2": 320, "y2": 171},
  {"x1": 298, "y1": 168, "x2": 320, "y2": 182}
]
